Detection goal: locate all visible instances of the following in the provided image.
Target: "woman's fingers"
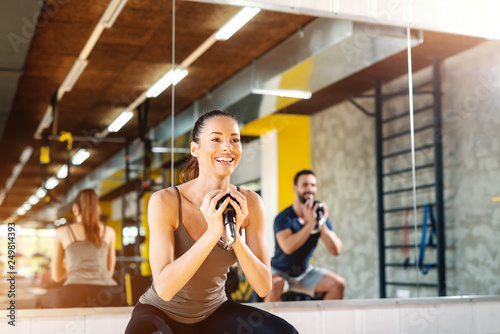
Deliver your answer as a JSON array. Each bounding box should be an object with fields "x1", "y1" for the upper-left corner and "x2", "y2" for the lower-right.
[{"x1": 200, "y1": 190, "x2": 224, "y2": 213}]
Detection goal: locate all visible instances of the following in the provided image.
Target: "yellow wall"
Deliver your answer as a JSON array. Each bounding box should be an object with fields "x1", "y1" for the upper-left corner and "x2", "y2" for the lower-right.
[
  {"x1": 100, "y1": 200, "x2": 122, "y2": 250},
  {"x1": 140, "y1": 191, "x2": 152, "y2": 276},
  {"x1": 241, "y1": 114, "x2": 310, "y2": 211},
  {"x1": 276, "y1": 58, "x2": 314, "y2": 111}
]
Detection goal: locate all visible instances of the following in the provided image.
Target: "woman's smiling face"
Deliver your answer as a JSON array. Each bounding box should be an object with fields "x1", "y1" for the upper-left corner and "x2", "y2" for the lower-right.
[{"x1": 191, "y1": 116, "x2": 242, "y2": 177}]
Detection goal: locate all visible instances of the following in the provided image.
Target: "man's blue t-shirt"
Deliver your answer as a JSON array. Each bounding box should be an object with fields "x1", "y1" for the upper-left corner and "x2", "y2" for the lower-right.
[{"x1": 270, "y1": 206, "x2": 333, "y2": 277}]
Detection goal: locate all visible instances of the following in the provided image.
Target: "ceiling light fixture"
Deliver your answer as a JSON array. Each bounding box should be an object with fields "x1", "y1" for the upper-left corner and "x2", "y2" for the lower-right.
[
  {"x1": 16, "y1": 208, "x2": 27, "y2": 216},
  {"x1": 71, "y1": 149, "x2": 90, "y2": 165},
  {"x1": 108, "y1": 110, "x2": 134, "y2": 132},
  {"x1": 34, "y1": 106, "x2": 53, "y2": 139},
  {"x1": 56, "y1": 164, "x2": 68, "y2": 179},
  {"x1": 151, "y1": 147, "x2": 190, "y2": 153},
  {"x1": 20, "y1": 146, "x2": 34, "y2": 163},
  {"x1": 35, "y1": 188, "x2": 47, "y2": 199},
  {"x1": 28, "y1": 195, "x2": 40, "y2": 206},
  {"x1": 215, "y1": 7, "x2": 261, "y2": 40},
  {"x1": 251, "y1": 88, "x2": 312, "y2": 99},
  {"x1": 21, "y1": 203, "x2": 32, "y2": 211},
  {"x1": 146, "y1": 68, "x2": 188, "y2": 98},
  {"x1": 45, "y1": 176, "x2": 60, "y2": 190}
]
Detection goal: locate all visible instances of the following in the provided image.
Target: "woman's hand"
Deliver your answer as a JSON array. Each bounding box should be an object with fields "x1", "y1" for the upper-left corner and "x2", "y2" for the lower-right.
[
  {"x1": 199, "y1": 190, "x2": 230, "y2": 242},
  {"x1": 228, "y1": 189, "x2": 248, "y2": 234}
]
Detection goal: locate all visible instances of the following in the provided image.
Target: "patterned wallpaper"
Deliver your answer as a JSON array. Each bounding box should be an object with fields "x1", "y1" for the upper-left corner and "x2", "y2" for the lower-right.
[{"x1": 309, "y1": 40, "x2": 500, "y2": 299}]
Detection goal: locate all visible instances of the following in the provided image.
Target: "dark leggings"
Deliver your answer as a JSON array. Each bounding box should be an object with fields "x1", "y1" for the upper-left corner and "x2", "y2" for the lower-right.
[
  {"x1": 36, "y1": 284, "x2": 125, "y2": 308},
  {"x1": 125, "y1": 300, "x2": 299, "y2": 334}
]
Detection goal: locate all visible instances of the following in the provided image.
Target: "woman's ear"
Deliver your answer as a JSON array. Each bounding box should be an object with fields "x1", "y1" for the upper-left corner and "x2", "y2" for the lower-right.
[
  {"x1": 72, "y1": 203, "x2": 79, "y2": 216},
  {"x1": 190, "y1": 142, "x2": 199, "y2": 157}
]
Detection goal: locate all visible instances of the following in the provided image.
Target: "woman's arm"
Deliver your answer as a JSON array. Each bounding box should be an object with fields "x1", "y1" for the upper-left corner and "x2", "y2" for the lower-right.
[
  {"x1": 106, "y1": 226, "x2": 117, "y2": 276},
  {"x1": 149, "y1": 188, "x2": 229, "y2": 301},
  {"x1": 230, "y1": 189, "x2": 272, "y2": 298},
  {"x1": 51, "y1": 229, "x2": 67, "y2": 283}
]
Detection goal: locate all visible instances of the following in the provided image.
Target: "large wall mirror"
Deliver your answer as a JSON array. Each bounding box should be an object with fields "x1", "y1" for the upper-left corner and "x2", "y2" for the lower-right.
[
  {"x1": 170, "y1": 1, "x2": 500, "y2": 301},
  {"x1": 2, "y1": 1, "x2": 498, "y2": 310}
]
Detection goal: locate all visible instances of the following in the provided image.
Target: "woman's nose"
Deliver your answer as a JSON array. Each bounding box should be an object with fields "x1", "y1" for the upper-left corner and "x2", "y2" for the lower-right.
[{"x1": 221, "y1": 139, "x2": 232, "y2": 151}]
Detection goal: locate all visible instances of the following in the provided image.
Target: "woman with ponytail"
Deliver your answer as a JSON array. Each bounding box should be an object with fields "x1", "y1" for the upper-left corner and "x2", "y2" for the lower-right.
[
  {"x1": 37, "y1": 189, "x2": 124, "y2": 308},
  {"x1": 125, "y1": 110, "x2": 298, "y2": 333}
]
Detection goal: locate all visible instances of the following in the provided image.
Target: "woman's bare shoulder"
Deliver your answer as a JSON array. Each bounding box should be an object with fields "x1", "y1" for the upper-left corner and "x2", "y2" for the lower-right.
[
  {"x1": 148, "y1": 187, "x2": 181, "y2": 229},
  {"x1": 236, "y1": 186, "x2": 261, "y2": 202},
  {"x1": 150, "y1": 187, "x2": 179, "y2": 204},
  {"x1": 54, "y1": 225, "x2": 68, "y2": 238}
]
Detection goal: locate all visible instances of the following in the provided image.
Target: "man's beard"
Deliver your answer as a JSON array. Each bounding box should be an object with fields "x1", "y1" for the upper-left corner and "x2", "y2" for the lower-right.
[{"x1": 298, "y1": 192, "x2": 314, "y2": 204}]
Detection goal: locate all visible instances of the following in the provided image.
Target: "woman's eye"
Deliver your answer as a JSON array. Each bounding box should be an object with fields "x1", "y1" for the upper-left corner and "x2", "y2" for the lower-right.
[
  {"x1": 231, "y1": 138, "x2": 240, "y2": 143},
  {"x1": 211, "y1": 138, "x2": 220, "y2": 142}
]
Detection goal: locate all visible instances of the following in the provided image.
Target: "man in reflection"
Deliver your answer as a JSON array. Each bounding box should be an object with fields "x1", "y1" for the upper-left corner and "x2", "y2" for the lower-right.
[{"x1": 264, "y1": 169, "x2": 345, "y2": 302}]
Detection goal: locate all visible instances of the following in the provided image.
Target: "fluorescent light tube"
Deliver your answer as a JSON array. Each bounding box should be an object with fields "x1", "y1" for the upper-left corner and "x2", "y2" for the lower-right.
[
  {"x1": 215, "y1": 7, "x2": 261, "y2": 40},
  {"x1": 56, "y1": 164, "x2": 68, "y2": 179},
  {"x1": 35, "y1": 188, "x2": 47, "y2": 198},
  {"x1": 35, "y1": 106, "x2": 53, "y2": 138},
  {"x1": 101, "y1": 0, "x2": 129, "y2": 28},
  {"x1": 251, "y1": 88, "x2": 312, "y2": 99},
  {"x1": 60, "y1": 58, "x2": 88, "y2": 93},
  {"x1": 146, "y1": 68, "x2": 188, "y2": 98},
  {"x1": 16, "y1": 208, "x2": 27, "y2": 216},
  {"x1": 108, "y1": 110, "x2": 134, "y2": 132},
  {"x1": 21, "y1": 203, "x2": 32, "y2": 211},
  {"x1": 151, "y1": 147, "x2": 190, "y2": 153},
  {"x1": 45, "y1": 176, "x2": 60, "y2": 190},
  {"x1": 28, "y1": 195, "x2": 40, "y2": 205},
  {"x1": 20, "y1": 146, "x2": 34, "y2": 164},
  {"x1": 71, "y1": 149, "x2": 90, "y2": 165}
]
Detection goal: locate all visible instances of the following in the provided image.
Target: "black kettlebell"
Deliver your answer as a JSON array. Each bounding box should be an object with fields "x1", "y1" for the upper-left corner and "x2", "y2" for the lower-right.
[{"x1": 216, "y1": 194, "x2": 239, "y2": 250}]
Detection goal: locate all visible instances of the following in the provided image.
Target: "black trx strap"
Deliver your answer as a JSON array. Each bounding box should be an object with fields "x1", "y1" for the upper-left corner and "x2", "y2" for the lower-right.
[{"x1": 402, "y1": 207, "x2": 410, "y2": 269}]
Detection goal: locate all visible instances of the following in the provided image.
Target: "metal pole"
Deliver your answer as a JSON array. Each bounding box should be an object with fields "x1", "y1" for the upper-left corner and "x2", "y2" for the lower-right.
[
  {"x1": 375, "y1": 81, "x2": 386, "y2": 298},
  {"x1": 433, "y1": 58, "x2": 446, "y2": 296},
  {"x1": 170, "y1": 0, "x2": 176, "y2": 186},
  {"x1": 407, "y1": 27, "x2": 421, "y2": 296}
]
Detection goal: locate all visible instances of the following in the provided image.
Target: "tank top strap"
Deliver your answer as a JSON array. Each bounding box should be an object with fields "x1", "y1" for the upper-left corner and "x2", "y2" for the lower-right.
[
  {"x1": 67, "y1": 224, "x2": 77, "y2": 242},
  {"x1": 101, "y1": 223, "x2": 107, "y2": 240},
  {"x1": 173, "y1": 186, "x2": 183, "y2": 226}
]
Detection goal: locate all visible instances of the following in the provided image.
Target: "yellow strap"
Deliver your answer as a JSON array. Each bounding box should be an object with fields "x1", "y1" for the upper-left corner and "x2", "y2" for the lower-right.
[
  {"x1": 58, "y1": 131, "x2": 73, "y2": 150},
  {"x1": 124, "y1": 273, "x2": 133, "y2": 306},
  {"x1": 40, "y1": 146, "x2": 50, "y2": 164}
]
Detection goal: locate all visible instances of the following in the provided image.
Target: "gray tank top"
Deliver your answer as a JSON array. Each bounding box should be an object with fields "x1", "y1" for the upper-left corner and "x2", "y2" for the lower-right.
[
  {"x1": 139, "y1": 186, "x2": 237, "y2": 324},
  {"x1": 63, "y1": 224, "x2": 117, "y2": 286}
]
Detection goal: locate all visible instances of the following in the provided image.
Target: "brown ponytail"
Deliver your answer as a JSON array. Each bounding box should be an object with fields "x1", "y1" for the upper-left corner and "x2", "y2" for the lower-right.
[
  {"x1": 180, "y1": 156, "x2": 199, "y2": 184},
  {"x1": 74, "y1": 188, "x2": 102, "y2": 247}
]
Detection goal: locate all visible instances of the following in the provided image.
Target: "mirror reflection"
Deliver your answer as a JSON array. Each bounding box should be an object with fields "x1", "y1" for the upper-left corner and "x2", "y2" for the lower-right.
[{"x1": 0, "y1": 1, "x2": 498, "y2": 313}]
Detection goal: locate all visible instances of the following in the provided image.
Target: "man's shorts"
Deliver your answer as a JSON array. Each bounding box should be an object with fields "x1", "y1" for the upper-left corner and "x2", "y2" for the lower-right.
[{"x1": 271, "y1": 266, "x2": 329, "y2": 297}]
